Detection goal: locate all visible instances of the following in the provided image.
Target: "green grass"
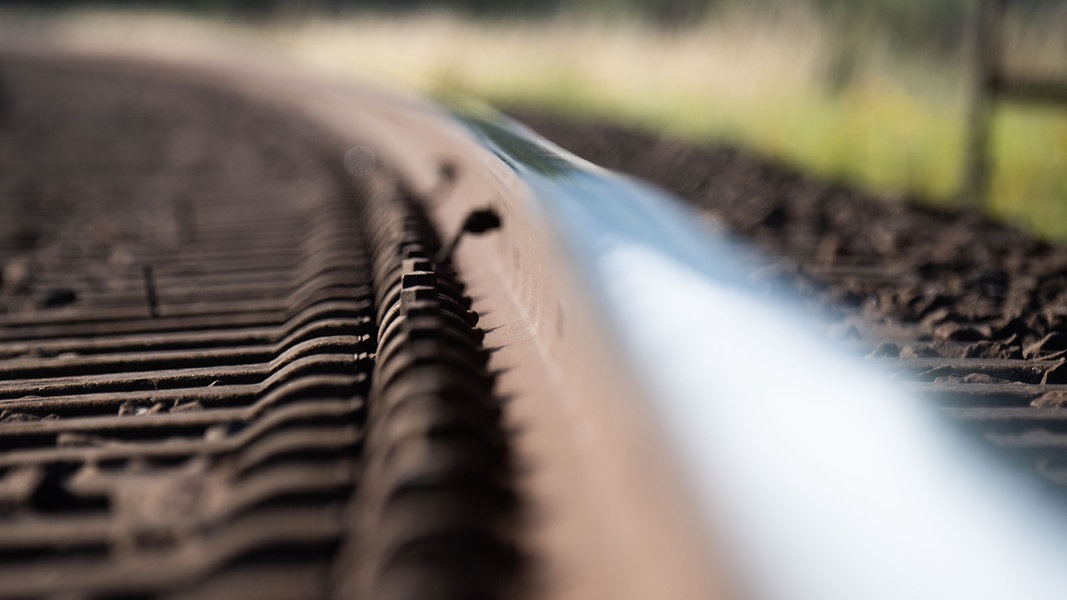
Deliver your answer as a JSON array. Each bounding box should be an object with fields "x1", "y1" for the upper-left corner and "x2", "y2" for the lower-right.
[
  {"x1": 17, "y1": 7, "x2": 1067, "y2": 239},
  {"x1": 260, "y1": 10, "x2": 1067, "y2": 237},
  {"x1": 988, "y1": 106, "x2": 1067, "y2": 235},
  {"x1": 447, "y1": 51, "x2": 1062, "y2": 227}
]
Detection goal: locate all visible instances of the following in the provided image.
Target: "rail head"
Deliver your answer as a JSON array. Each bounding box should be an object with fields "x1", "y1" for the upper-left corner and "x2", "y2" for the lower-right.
[{"x1": 424, "y1": 104, "x2": 1067, "y2": 600}]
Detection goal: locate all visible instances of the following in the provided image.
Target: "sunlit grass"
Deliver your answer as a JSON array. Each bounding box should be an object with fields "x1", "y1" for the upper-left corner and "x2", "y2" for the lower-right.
[
  {"x1": 262, "y1": 10, "x2": 1067, "y2": 238},
  {"x1": 13, "y1": 7, "x2": 1067, "y2": 239},
  {"x1": 989, "y1": 105, "x2": 1067, "y2": 235}
]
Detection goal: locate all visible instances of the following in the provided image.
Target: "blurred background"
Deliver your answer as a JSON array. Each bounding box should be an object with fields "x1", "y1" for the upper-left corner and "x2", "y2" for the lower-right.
[{"x1": 3, "y1": 0, "x2": 1066, "y2": 237}]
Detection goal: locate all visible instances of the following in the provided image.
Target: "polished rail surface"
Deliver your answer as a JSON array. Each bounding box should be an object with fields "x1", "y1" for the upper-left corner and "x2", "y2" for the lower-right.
[{"x1": 450, "y1": 108, "x2": 1067, "y2": 599}]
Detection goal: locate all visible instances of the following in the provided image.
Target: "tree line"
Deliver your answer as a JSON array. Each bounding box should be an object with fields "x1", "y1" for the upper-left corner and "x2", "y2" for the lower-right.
[{"x1": 10, "y1": 0, "x2": 1063, "y2": 43}]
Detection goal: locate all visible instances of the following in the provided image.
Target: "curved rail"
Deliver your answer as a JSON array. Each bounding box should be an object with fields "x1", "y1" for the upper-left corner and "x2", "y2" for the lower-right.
[{"x1": 447, "y1": 108, "x2": 1067, "y2": 599}]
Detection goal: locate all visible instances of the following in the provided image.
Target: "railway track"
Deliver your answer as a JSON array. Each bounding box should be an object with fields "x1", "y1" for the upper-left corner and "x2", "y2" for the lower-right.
[{"x1": 4, "y1": 48, "x2": 1067, "y2": 599}]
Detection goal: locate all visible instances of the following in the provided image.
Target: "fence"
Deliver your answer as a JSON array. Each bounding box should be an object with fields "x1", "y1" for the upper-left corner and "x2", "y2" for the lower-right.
[{"x1": 962, "y1": 0, "x2": 1067, "y2": 208}]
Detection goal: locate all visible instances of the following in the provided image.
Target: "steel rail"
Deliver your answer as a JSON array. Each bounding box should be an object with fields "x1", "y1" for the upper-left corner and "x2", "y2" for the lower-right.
[
  {"x1": 8, "y1": 44, "x2": 1067, "y2": 599},
  {"x1": 447, "y1": 109, "x2": 1067, "y2": 600},
  {"x1": 375, "y1": 84, "x2": 1067, "y2": 600}
]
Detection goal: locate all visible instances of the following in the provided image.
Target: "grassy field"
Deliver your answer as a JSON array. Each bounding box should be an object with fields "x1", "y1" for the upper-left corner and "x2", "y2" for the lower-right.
[
  {"x1": 265, "y1": 10, "x2": 1067, "y2": 237},
  {"x1": 19, "y1": 7, "x2": 1067, "y2": 239}
]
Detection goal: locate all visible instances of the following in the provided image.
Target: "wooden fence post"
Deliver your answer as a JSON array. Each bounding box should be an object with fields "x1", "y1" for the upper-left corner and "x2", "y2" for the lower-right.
[{"x1": 960, "y1": 0, "x2": 1005, "y2": 209}]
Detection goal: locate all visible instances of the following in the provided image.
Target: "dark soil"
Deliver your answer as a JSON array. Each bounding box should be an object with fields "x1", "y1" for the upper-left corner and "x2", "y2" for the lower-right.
[{"x1": 509, "y1": 110, "x2": 1067, "y2": 362}]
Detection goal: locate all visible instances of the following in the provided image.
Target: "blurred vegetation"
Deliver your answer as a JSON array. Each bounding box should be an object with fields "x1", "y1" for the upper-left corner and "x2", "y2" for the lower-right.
[
  {"x1": 6, "y1": 0, "x2": 1067, "y2": 238},
  {"x1": 8, "y1": 0, "x2": 1060, "y2": 32}
]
